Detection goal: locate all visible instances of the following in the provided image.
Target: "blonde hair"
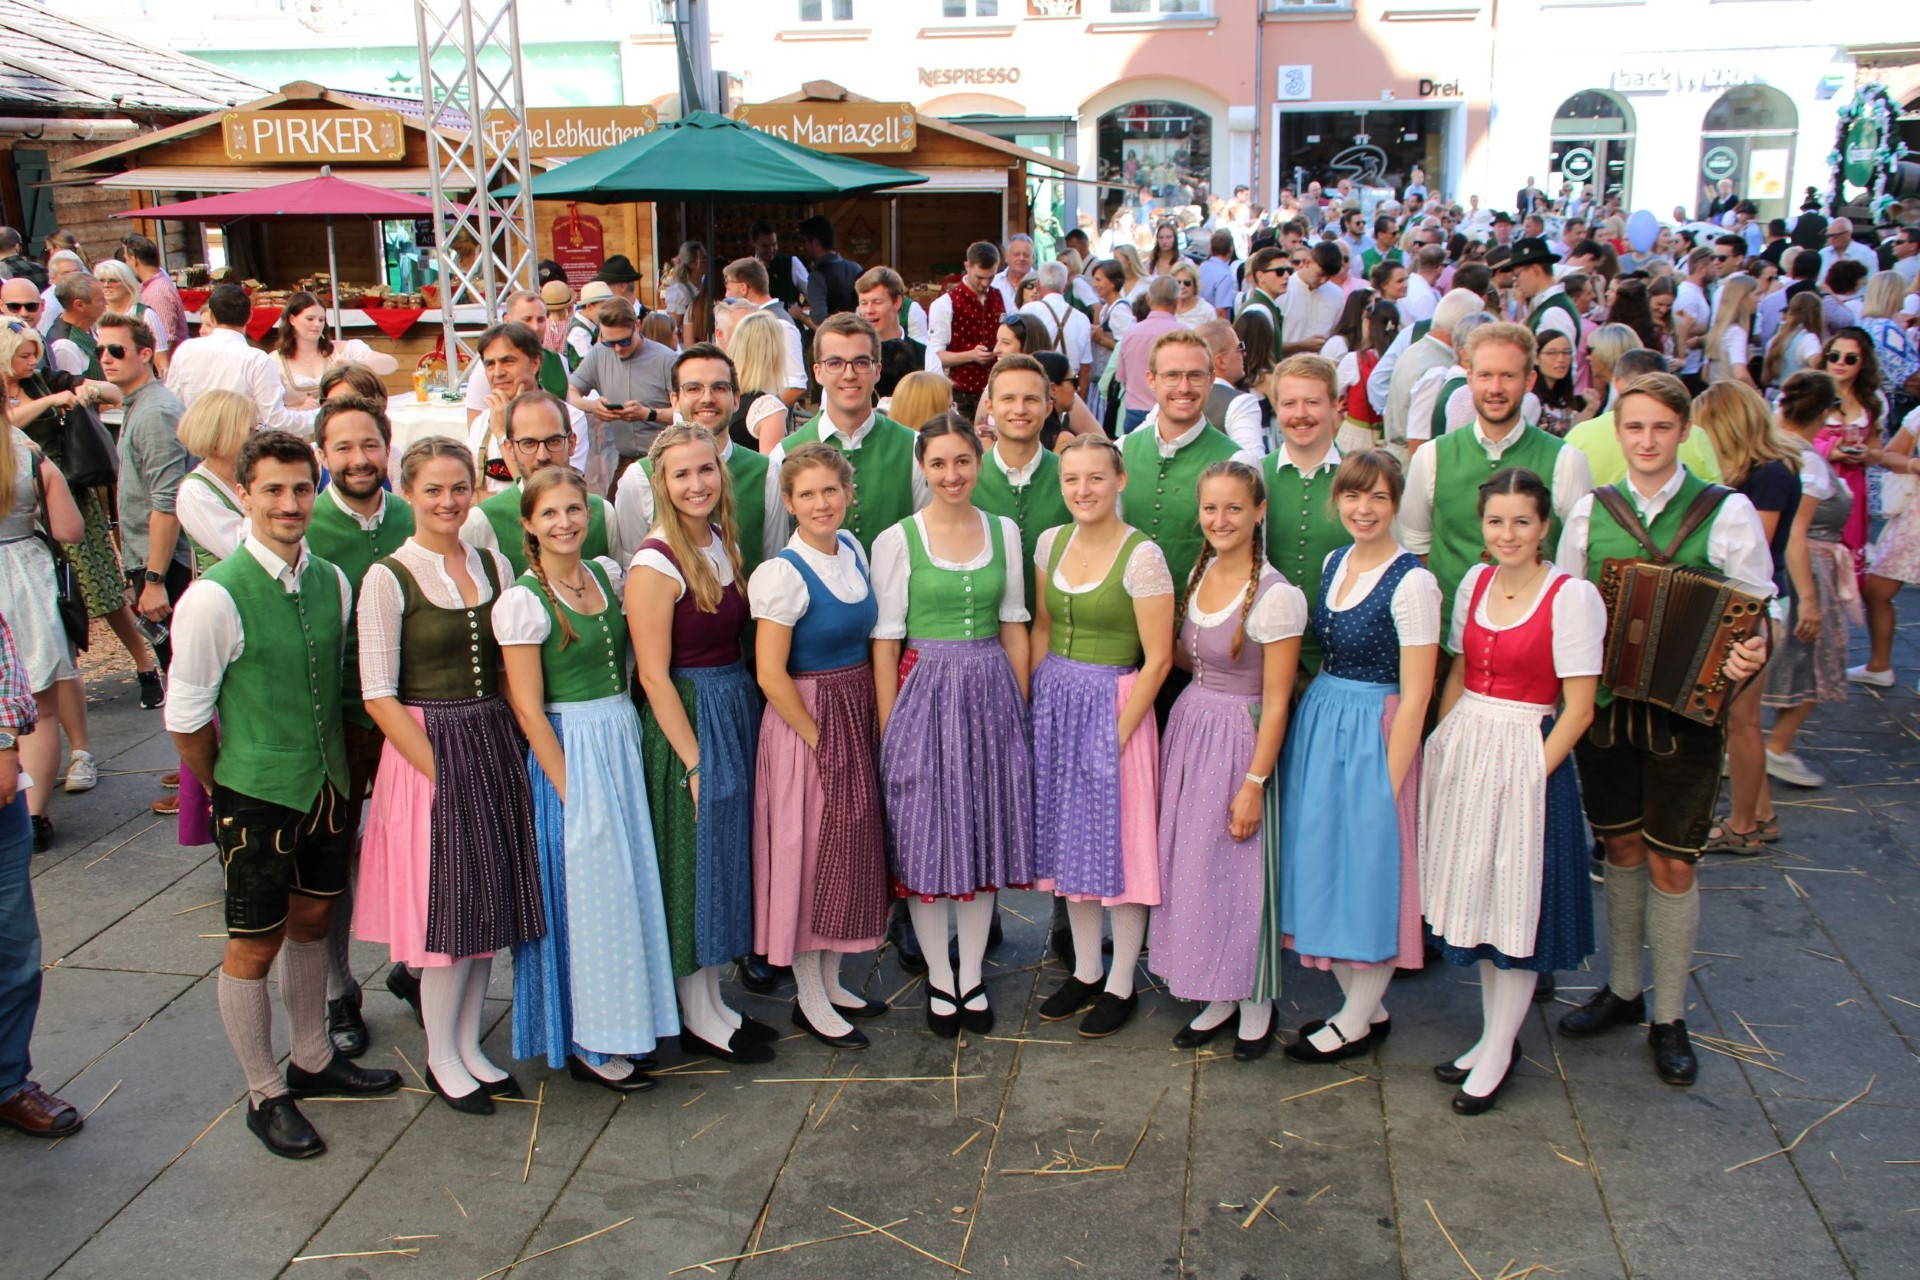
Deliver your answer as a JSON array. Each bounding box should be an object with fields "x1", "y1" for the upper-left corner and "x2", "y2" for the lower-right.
[
  {"x1": 1692, "y1": 382, "x2": 1798, "y2": 487},
  {"x1": 646, "y1": 424, "x2": 743, "y2": 613},
  {"x1": 1058, "y1": 431, "x2": 1126, "y2": 478},
  {"x1": 1461, "y1": 320, "x2": 1537, "y2": 374},
  {"x1": 91, "y1": 258, "x2": 142, "y2": 299},
  {"x1": 1111, "y1": 244, "x2": 1146, "y2": 291},
  {"x1": 1269, "y1": 352, "x2": 1338, "y2": 403},
  {"x1": 175, "y1": 389, "x2": 256, "y2": 459},
  {"x1": 888, "y1": 371, "x2": 952, "y2": 429},
  {"x1": 1584, "y1": 323, "x2": 1643, "y2": 391},
  {"x1": 0, "y1": 319, "x2": 43, "y2": 383},
  {"x1": 1864, "y1": 271, "x2": 1909, "y2": 321},
  {"x1": 1763, "y1": 293, "x2": 1825, "y2": 388},
  {"x1": 1185, "y1": 460, "x2": 1267, "y2": 660},
  {"x1": 728, "y1": 310, "x2": 787, "y2": 400},
  {"x1": 1705, "y1": 278, "x2": 1758, "y2": 385}
]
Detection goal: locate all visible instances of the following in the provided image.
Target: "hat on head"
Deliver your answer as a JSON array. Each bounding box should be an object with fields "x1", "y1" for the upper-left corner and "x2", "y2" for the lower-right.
[
  {"x1": 578, "y1": 280, "x2": 614, "y2": 305},
  {"x1": 1491, "y1": 210, "x2": 1515, "y2": 226},
  {"x1": 1505, "y1": 237, "x2": 1558, "y2": 272},
  {"x1": 540, "y1": 280, "x2": 573, "y2": 307},
  {"x1": 1485, "y1": 245, "x2": 1514, "y2": 269},
  {"x1": 536, "y1": 258, "x2": 566, "y2": 287},
  {"x1": 595, "y1": 255, "x2": 642, "y2": 284}
]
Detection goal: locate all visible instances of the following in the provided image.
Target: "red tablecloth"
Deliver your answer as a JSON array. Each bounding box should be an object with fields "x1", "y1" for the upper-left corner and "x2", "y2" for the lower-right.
[
  {"x1": 362, "y1": 307, "x2": 426, "y2": 340},
  {"x1": 245, "y1": 307, "x2": 282, "y2": 342},
  {"x1": 177, "y1": 287, "x2": 212, "y2": 311}
]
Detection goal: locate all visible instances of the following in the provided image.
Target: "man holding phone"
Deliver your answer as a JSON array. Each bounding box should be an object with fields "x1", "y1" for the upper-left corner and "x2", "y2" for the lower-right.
[{"x1": 566, "y1": 297, "x2": 675, "y2": 469}]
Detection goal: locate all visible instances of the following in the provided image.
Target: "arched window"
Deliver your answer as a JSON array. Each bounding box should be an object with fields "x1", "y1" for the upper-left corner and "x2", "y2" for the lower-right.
[
  {"x1": 1096, "y1": 100, "x2": 1211, "y2": 230},
  {"x1": 1548, "y1": 90, "x2": 1634, "y2": 209},
  {"x1": 1699, "y1": 84, "x2": 1797, "y2": 222}
]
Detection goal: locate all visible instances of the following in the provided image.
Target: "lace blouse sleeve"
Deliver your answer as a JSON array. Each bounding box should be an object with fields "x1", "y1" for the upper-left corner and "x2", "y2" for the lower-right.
[
  {"x1": 1390, "y1": 565, "x2": 1443, "y2": 647},
  {"x1": 1122, "y1": 539, "x2": 1175, "y2": 598},
  {"x1": 356, "y1": 563, "x2": 405, "y2": 701}
]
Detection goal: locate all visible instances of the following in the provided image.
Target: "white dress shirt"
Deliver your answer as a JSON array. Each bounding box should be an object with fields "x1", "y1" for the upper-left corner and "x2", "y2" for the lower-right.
[
  {"x1": 1400, "y1": 420, "x2": 1595, "y2": 557},
  {"x1": 461, "y1": 387, "x2": 592, "y2": 495},
  {"x1": 986, "y1": 441, "x2": 1048, "y2": 488},
  {"x1": 613, "y1": 433, "x2": 785, "y2": 569},
  {"x1": 459, "y1": 485, "x2": 628, "y2": 566},
  {"x1": 869, "y1": 510, "x2": 1028, "y2": 640},
  {"x1": 1279, "y1": 273, "x2": 1344, "y2": 346},
  {"x1": 1673, "y1": 280, "x2": 1712, "y2": 376},
  {"x1": 1555, "y1": 467, "x2": 1775, "y2": 599},
  {"x1": 164, "y1": 328, "x2": 318, "y2": 436},
  {"x1": 1209, "y1": 378, "x2": 1267, "y2": 455},
  {"x1": 1019, "y1": 295, "x2": 1093, "y2": 373},
  {"x1": 767, "y1": 411, "x2": 931, "y2": 515},
  {"x1": 164, "y1": 535, "x2": 353, "y2": 733},
  {"x1": 175, "y1": 465, "x2": 246, "y2": 564},
  {"x1": 1399, "y1": 273, "x2": 1441, "y2": 326}
]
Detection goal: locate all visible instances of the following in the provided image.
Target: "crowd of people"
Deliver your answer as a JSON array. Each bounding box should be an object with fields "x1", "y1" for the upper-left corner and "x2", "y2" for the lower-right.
[{"x1": 0, "y1": 188, "x2": 1908, "y2": 1159}]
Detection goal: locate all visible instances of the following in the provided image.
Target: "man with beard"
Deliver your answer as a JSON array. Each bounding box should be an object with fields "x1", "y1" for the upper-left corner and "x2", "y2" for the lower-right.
[
  {"x1": 302, "y1": 396, "x2": 415, "y2": 1052},
  {"x1": 1260, "y1": 354, "x2": 1352, "y2": 674},
  {"x1": 463, "y1": 391, "x2": 621, "y2": 576},
  {"x1": 469, "y1": 322, "x2": 592, "y2": 496}
]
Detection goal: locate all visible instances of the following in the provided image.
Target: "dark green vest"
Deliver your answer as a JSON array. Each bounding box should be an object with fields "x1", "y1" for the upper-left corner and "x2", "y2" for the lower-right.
[
  {"x1": 1429, "y1": 374, "x2": 1468, "y2": 440},
  {"x1": 1240, "y1": 288, "x2": 1284, "y2": 360},
  {"x1": 306, "y1": 492, "x2": 414, "y2": 730},
  {"x1": 519, "y1": 559, "x2": 631, "y2": 702},
  {"x1": 1430, "y1": 424, "x2": 1567, "y2": 631},
  {"x1": 538, "y1": 349, "x2": 567, "y2": 397},
  {"x1": 972, "y1": 446, "x2": 1071, "y2": 616},
  {"x1": 206, "y1": 549, "x2": 349, "y2": 812},
  {"x1": 641, "y1": 442, "x2": 771, "y2": 581},
  {"x1": 1120, "y1": 422, "x2": 1242, "y2": 592},
  {"x1": 1261, "y1": 449, "x2": 1350, "y2": 672},
  {"x1": 479, "y1": 480, "x2": 610, "y2": 577},
  {"x1": 385, "y1": 552, "x2": 506, "y2": 701},
  {"x1": 787, "y1": 413, "x2": 918, "y2": 555},
  {"x1": 1527, "y1": 291, "x2": 1582, "y2": 344},
  {"x1": 1409, "y1": 319, "x2": 1432, "y2": 345},
  {"x1": 47, "y1": 317, "x2": 101, "y2": 380},
  {"x1": 1585, "y1": 471, "x2": 1720, "y2": 707}
]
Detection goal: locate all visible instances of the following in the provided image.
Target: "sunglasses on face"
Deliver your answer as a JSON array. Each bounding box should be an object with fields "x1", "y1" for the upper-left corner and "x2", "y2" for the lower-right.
[
  {"x1": 3, "y1": 301, "x2": 39, "y2": 314},
  {"x1": 1713, "y1": 254, "x2": 1735, "y2": 263},
  {"x1": 1825, "y1": 350, "x2": 1861, "y2": 366},
  {"x1": 100, "y1": 343, "x2": 130, "y2": 360},
  {"x1": 601, "y1": 335, "x2": 634, "y2": 350}
]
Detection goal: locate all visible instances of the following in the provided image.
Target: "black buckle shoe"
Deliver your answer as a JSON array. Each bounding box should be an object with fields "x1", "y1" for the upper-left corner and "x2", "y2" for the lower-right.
[
  {"x1": 1532, "y1": 972, "x2": 1556, "y2": 1004},
  {"x1": 1037, "y1": 975, "x2": 1101, "y2": 1022},
  {"x1": 791, "y1": 1005, "x2": 870, "y2": 1050},
  {"x1": 247, "y1": 1095, "x2": 326, "y2": 1158},
  {"x1": 384, "y1": 964, "x2": 423, "y2": 1026},
  {"x1": 286, "y1": 1053, "x2": 402, "y2": 1098},
  {"x1": 1648, "y1": 1020, "x2": 1699, "y2": 1086},
  {"x1": 567, "y1": 1056, "x2": 657, "y2": 1093},
  {"x1": 1078, "y1": 991, "x2": 1137, "y2": 1039},
  {"x1": 738, "y1": 954, "x2": 786, "y2": 994},
  {"x1": 1557, "y1": 986, "x2": 1645, "y2": 1039},
  {"x1": 327, "y1": 994, "x2": 369, "y2": 1058},
  {"x1": 1283, "y1": 1019, "x2": 1375, "y2": 1064},
  {"x1": 425, "y1": 1066, "x2": 495, "y2": 1115}
]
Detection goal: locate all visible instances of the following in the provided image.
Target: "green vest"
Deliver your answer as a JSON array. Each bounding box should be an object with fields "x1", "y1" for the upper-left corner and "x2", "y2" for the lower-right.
[
  {"x1": 206, "y1": 549, "x2": 349, "y2": 812},
  {"x1": 385, "y1": 552, "x2": 505, "y2": 701},
  {"x1": 183, "y1": 469, "x2": 240, "y2": 571},
  {"x1": 1261, "y1": 450, "x2": 1350, "y2": 672},
  {"x1": 1409, "y1": 319, "x2": 1432, "y2": 346},
  {"x1": 306, "y1": 492, "x2": 414, "y2": 730},
  {"x1": 1120, "y1": 422, "x2": 1242, "y2": 593},
  {"x1": 1240, "y1": 288, "x2": 1284, "y2": 360},
  {"x1": 480, "y1": 480, "x2": 610, "y2": 577},
  {"x1": 47, "y1": 317, "x2": 101, "y2": 380},
  {"x1": 1429, "y1": 374, "x2": 1467, "y2": 440},
  {"x1": 563, "y1": 316, "x2": 596, "y2": 373},
  {"x1": 1430, "y1": 424, "x2": 1568, "y2": 631},
  {"x1": 972, "y1": 447, "x2": 1070, "y2": 616},
  {"x1": 518, "y1": 560, "x2": 631, "y2": 702},
  {"x1": 1585, "y1": 471, "x2": 1720, "y2": 708},
  {"x1": 900, "y1": 513, "x2": 1012, "y2": 641},
  {"x1": 1044, "y1": 527, "x2": 1148, "y2": 667},
  {"x1": 1360, "y1": 247, "x2": 1402, "y2": 275},
  {"x1": 787, "y1": 413, "x2": 918, "y2": 555},
  {"x1": 538, "y1": 349, "x2": 567, "y2": 397},
  {"x1": 1528, "y1": 291, "x2": 1582, "y2": 343}
]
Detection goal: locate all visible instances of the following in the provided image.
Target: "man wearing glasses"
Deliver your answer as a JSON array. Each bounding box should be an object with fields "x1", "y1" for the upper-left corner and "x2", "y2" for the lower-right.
[
  {"x1": 0, "y1": 280, "x2": 45, "y2": 360},
  {"x1": 769, "y1": 313, "x2": 926, "y2": 554},
  {"x1": 1197, "y1": 320, "x2": 1265, "y2": 455},
  {"x1": 1279, "y1": 240, "x2": 1344, "y2": 358},
  {"x1": 468, "y1": 322, "x2": 591, "y2": 497},
  {"x1": 1235, "y1": 247, "x2": 1289, "y2": 364},
  {"x1": 1820, "y1": 217, "x2": 1878, "y2": 275},
  {"x1": 567, "y1": 296, "x2": 674, "y2": 467},
  {"x1": 462, "y1": 389, "x2": 621, "y2": 576}
]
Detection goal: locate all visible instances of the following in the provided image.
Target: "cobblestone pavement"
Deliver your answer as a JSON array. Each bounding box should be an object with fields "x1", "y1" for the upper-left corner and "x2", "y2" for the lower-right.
[{"x1": 4, "y1": 644, "x2": 1918, "y2": 1280}]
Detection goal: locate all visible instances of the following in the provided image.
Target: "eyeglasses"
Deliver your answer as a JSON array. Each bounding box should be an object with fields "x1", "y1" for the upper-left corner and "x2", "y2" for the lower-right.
[
  {"x1": 100, "y1": 343, "x2": 129, "y2": 360},
  {"x1": 3, "y1": 301, "x2": 39, "y2": 314},
  {"x1": 600, "y1": 335, "x2": 634, "y2": 350},
  {"x1": 676, "y1": 380, "x2": 734, "y2": 396},
  {"x1": 511, "y1": 433, "x2": 573, "y2": 454},
  {"x1": 1713, "y1": 253, "x2": 1735, "y2": 263},
  {"x1": 818, "y1": 356, "x2": 877, "y2": 375},
  {"x1": 1154, "y1": 371, "x2": 1212, "y2": 385},
  {"x1": 1825, "y1": 350, "x2": 1861, "y2": 366}
]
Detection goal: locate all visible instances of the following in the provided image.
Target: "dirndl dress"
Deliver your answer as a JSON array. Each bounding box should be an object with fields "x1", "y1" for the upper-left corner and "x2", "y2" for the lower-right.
[
  {"x1": 1766, "y1": 449, "x2": 1854, "y2": 709},
  {"x1": 1150, "y1": 566, "x2": 1306, "y2": 1003},
  {"x1": 1279, "y1": 546, "x2": 1438, "y2": 969},
  {"x1": 498, "y1": 560, "x2": 678, "y2": 1067},
  {"x1": 1420, "y1": 565, "x2": 1601, "y2": 972},
  {"x1": 0, "y1": 434, "x2": 76, "y2": 690}
]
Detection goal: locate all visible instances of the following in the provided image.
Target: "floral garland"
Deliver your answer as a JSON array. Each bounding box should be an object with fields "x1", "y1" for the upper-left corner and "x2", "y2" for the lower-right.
[{"x1": 1827, "y1": 83, "x2": 1910, "y2": 221}]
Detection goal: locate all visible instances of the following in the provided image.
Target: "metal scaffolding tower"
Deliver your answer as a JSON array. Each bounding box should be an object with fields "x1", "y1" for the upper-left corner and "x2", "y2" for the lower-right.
[{"x1": 414, "y1": 0, "x2": 535, "y2": 384}]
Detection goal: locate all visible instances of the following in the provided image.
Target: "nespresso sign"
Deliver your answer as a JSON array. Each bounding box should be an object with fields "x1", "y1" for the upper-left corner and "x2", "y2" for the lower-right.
[{"x1": 917, "y1": 66, "x2": 1022, "y2": 87}]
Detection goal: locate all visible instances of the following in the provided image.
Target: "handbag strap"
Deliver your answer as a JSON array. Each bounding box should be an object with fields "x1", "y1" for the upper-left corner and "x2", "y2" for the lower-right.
[
  {"x1": 29, "y1": 446, "x2": 49, "y2": 534},
  {"x1": 1594, "y1": 481, "x2": 1730, "y2": 565}
]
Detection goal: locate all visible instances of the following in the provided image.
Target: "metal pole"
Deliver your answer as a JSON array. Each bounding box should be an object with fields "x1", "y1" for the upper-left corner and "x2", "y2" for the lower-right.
[{"x1": 326, "y1": 215, "x2": 342, "y2": 344}]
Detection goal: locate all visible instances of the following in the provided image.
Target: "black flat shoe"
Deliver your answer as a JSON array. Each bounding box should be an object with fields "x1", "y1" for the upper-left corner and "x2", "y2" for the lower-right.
[
  {"x1": 1038, "y1": 975, "x2": 1101, "y2": 1022},
  {"x1": 426, "y1": 1066, "x2": 495, "y2": 1115},
  {"x1": 738, "y1": 954, "x2": 785, "y2": 994},
  {"x1": 1233, "y1": 1018, "x2": 1276, "y2": 1061},
  {"x1": 1558, "y1": 986, "x2": 1645, "y2": 1039},
  {"x1": 1433, "y1": 1039, "x2": 1520, "y2": 1086},
  {"x1": 926, "y1": 984, "x2": 961, "y2": 1039},
  {"x1": 987, "y1": 906, "x2": 1005, "y2": 951},
  {"x1": 384, "y1": 964, "x2": 423, "y2": 1026},
  {"x1": 1370, "y1": 1016, "x2": 1393, "y2": 1043},
  {"x1": 30, "y1": 814, "x2": 52, "y2": 854},
  {"x1": 479, "y1": 1074, "x2": 525, "y2": 1100},
  {"x1": 680, "y1": 1026, "x2": 776, "y2": 1065},
  {"x1": 1283, "y1": 1019, "x2": 1374, "y2": 1064},
  {"x1": 567, "y1": 1056, "x2": 657, "y2": 1093},
  {"x1": 1532, "y1": 972, "x2": 1557, "y2": 1004},
  {"x1": 247, "y1": 1095, "x2": 325, "y2": 1159},
  {"x1": 327, "y1": 995, "x2": 369, "y2": 1058},
  {"x1": 285, "y1": 1053, "x2": 402, "y2": 1098},
  {"x1": 735, "y1": 1016, "x2": 780, "y2": 1043},
  {"x1": 889, "y1": 906, "x2": 928, "y2": 975},
  {"x1": 1173, "y1": 1010, "x2": 1236, "y2": 1050},
  {"x1": 1648, "y1": 1020, "x2": 1698, "y2": 1086},
  {"x1": 957, "y1": 984, "x2": 994, "y2": 1036},
  {"x1": 829, "y1": 996, "x2": 890, "y2": 1019},
  {"x1": 791, "y1": 1005, "x2": 870, "y2": 1050},
  {"x1": 1452, "y1": 1059, "x2": 1515, "y2": 1115},
  {"x1": 1078, "y1": 991, "x2": 1137, "y2": 1039}
]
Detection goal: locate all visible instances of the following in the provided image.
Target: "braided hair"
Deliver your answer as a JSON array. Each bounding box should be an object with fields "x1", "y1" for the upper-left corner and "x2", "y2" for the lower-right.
[
  {"x1": 519, "y1": 467, "x2": 593, "y2": 649},
  {"x1": 1182, "y1": 460, "x2": 1268, "y2": 661}
]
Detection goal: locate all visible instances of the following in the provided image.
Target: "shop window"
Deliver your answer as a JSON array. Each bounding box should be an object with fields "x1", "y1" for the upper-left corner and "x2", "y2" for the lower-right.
[
  {"x1": 1097, "y1": 100, "x2": 1213, "y2": 232},
  {"x1": 1110, "y1": 0, "x2": 1210, "y2": 15},
  {"x1": 1277, "y1": 108, "x2": 1448, "y2": 206},
  {"x1": 799, "y1": 0, "x2": 854, "y2": 20},
  {"x1": 1548, "y1": 89, "x2": 1634, "y2": 210},
  {"x1": 1699, "y1": 83, "x2": 1796, "y2": 222},
  {"x1": 940, "y1": 0, "x2": 1000, "y2": 14}
]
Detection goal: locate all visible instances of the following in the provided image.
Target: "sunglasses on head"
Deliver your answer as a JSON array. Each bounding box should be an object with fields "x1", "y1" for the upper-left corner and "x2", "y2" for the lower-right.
[{"x1": 1825, "y1": 349, "x2": 1861, "y2": 366}]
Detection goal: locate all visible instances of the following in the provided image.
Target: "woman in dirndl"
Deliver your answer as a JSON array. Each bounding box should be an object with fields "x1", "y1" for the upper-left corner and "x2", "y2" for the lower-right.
[
  {"x1": 1151, "y1": 460, "x2": 1303, "y2": 1061},
  {"x1": 496, "y1": 467, "x2": 677, "y2": 1093},
  {"x1": 1421, "y1": 468, "x2": 1602, "y2": 1114},
  {"x1": 1280, "y1": 449, "x2": 1439, "y2": 1065},
  {"x1": 627, "y1": 425, "x2": 770, "y2": 1065},
  {"x1": 872, "y1": 418, "x2": 1034, "y2": 1038},
  {"x1": 749, "y1": 442, "x2": 891, "y2": 1050},
  {"x1": 1030, "y1": 434, "x2": 1176, "y2": 1040},
  {"x1": 355, "y1": 437, "x2": 544, "y2": 1116}
]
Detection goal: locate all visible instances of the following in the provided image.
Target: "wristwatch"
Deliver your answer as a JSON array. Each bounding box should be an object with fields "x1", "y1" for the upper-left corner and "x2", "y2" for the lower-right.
[
  {"x1": 0, "y1": 732, "x2": 16, "y2": 752},
  {"x1": 142, "y1": 569, "x2": 166, "y2": 585}
]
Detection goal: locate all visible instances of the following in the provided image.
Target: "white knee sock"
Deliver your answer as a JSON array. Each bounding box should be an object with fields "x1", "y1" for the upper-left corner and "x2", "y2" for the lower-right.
[
  {"x1": 1237, "y1": 998, "x2": 1272, "y2": 1042},
  {"x1": 456, "y1": 956, "x2": 507, "y2": 1084},
  {"x1": 1188, "y1": 1000, "x2": 1237, "y2": 1033},
  {"x1": 1065, "y1": 899, "x2": 1107, "y2": 985},
  {"x1": 708, "y1": 964, "x2": 744, "y2": 1030},
  {"x1": 793, "y1": 950, "x2": 853, "y2": 1038},
  {"x1": 1311, "y1": 964, "x2": 1394, "y2": 1050},
  {"x1": 218, "y1": 972, "x2": 287, "y2": 1107},
  {"x1": 1450, "y1": 960, "x2": 1501, "y2": 1071},
  {"x1": 1462, "y1": 965, "x2": 1537, "y2": 1098},
  {"x1": 1104, "y1": 904, "x2": 1148, "y2": 999},
  {"x1": 677, "y1": 971, "x2": 733, "y2": 1049},
  {"x1": 908, "y1": 896, "x2": 956, "y2": 1008},
  {"x1": 278, "y1": 938, "x2": 336, "y2": 1074},
  {"x1": 1604, "y1": 862, "x2": 1650, "y2": 1001},
  {"x1": 1646, "y1": 884, "x2": 1700, "y2": 1025},
  {"x1": 422, "y1": 961, "x2": 481, "y2": 1099},
  {"x1": 954, "y1": 894, "x2": 995, "y2": 1010}
]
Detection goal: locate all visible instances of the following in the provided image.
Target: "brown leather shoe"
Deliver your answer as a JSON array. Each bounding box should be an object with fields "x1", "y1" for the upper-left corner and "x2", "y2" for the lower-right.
[
  {"x1": 0, "y1": 1082, "x2": 82, "y2": 1137},
  {"x1": 151, "y1": 792, "x2": 180, "y2": 815},
  {"x1": 161, "y1": 771, "x2": 181, "y2": 789}
]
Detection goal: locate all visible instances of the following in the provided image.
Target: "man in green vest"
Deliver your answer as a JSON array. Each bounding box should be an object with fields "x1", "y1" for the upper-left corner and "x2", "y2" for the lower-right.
[
  {"x1": 167, "y1": 430, "x2": 402, "y2": 1159},
  {"x1": 974, "y1": 354, "x2": 1072, "y2": 614},
  {"x1": 305, "y1": 395, "x2": 415, "y2": 1055},
  {"x1": 1508, "y1": 236, "x2": 1582, "y2": 373},
  {"x1": 45, "y1": 273, "x2": 105, "y2": 380},
  {"x1": 612, "y1": 343, "x2": 783, "y2": 579},
  {"x1": 1358, "y1": 215, "x2": 1403, "y2": 277},
  {"x1": 1552, "y1": 373, "x2": 1772, "y2": 1089},
  {"x1": 462, "y1": 391, "x2": 621, "y2": 575},
  {"x1": 1234, "y1": 247, "x2": 1287, "y2": 364},
  {"x1": 1261, "y1": 354, "x2": 1352, "y2": 673},
  {"x1": 770, "y1": 312, "x2": 927, "y2": 555},
  {"x1": 1400, "y1": 320, "x2": 1594, "y2": 635}
]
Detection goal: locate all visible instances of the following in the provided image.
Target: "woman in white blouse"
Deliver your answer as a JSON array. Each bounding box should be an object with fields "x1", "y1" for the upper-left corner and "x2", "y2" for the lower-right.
[
  {"x1": 175, "y1": 389, "x2": 254, "y2": 570},
  {"x1": 1706, "y1": 277, "x2": 1758, "y2": 388},
  {"x1": 270, "y1": 292, "x2": 399, "y2": 411}
]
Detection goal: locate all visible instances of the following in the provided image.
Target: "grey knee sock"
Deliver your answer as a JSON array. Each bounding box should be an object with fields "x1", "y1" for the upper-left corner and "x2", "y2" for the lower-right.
[
  {"x1": 324, "y1": 875, "x2": 358, "y2": 1003},
  {"x1": 278, "y1": 939, "x2": 337, "y2": 1073},
  {"x1": 218, "y1": 972, "x2": 287, "y2": 1106},
  {"x1": 1645, "y1": 884, "x2": 1700, "y2": 1025},
  {"x1": 1603, "y1": 862, "x2": 1649, "y2": 1001}
]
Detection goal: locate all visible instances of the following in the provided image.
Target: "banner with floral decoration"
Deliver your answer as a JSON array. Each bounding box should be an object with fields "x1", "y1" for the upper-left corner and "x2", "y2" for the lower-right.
[{"x1": 1827, "y1": 83, "x2": 1910, "y2": 222}]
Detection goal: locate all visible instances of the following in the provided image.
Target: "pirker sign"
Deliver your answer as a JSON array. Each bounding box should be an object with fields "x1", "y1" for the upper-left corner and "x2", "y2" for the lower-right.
[
  {"x1": 484, "y1": 107, "x2": 658, "y2": 157},
  {"x1": 732, "y1": 102, "x2": 916, "y2": 154},
  {"x1": 221, "y1": 110, "x2": 406, "y2": 163}
]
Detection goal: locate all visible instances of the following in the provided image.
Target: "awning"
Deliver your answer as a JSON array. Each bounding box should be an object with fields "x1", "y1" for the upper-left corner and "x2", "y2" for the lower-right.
[
  {"x1": 94, "y1": 165, "x2": 471, "y2": 194},
  {"x1": 885, "y1": 167, "x2": 1012, "y2": 193}
]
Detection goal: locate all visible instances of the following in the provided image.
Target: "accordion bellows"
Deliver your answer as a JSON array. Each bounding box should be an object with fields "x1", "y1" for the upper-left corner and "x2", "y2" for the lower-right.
[{"x1": 1599, "y1": 558, "x2": 1768, "y2": 727}]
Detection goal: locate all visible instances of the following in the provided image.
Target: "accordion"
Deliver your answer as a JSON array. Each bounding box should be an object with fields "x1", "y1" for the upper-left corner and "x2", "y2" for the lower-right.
[{"x1": 1598, "y1": 558, "x2": 1767, "y2": 726}]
